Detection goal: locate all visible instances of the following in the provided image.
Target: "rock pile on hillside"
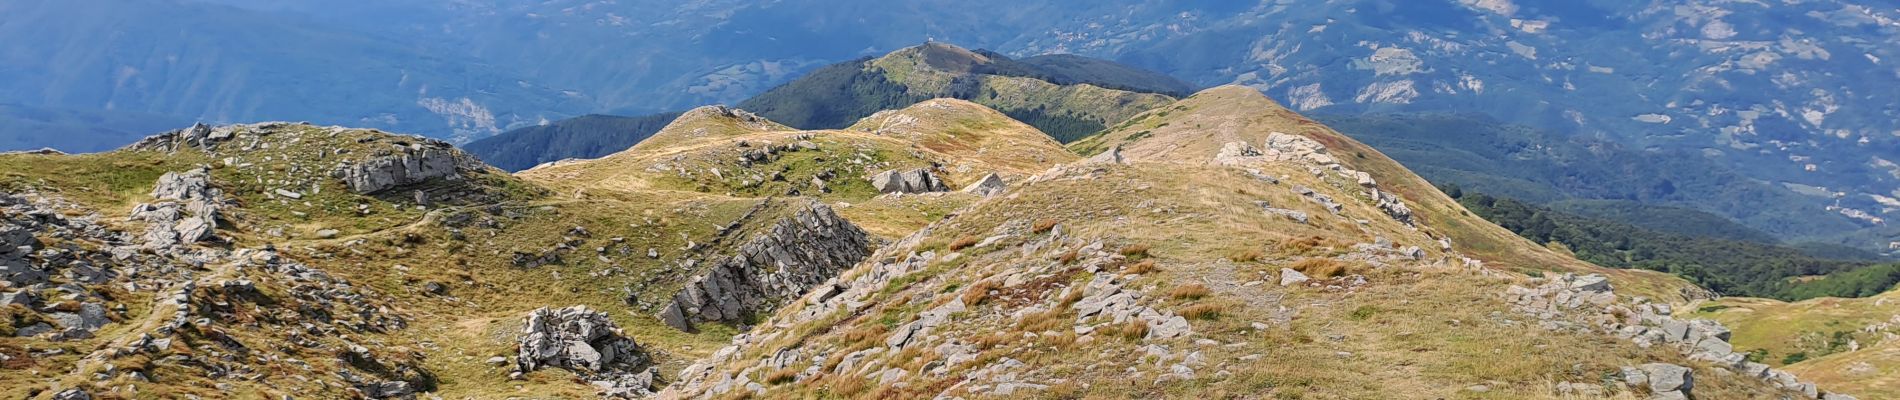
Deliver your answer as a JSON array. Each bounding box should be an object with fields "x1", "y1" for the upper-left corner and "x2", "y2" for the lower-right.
[
  {"x1": 132, "y1": 167, "x2": 227, "y2": 246},
  {"x1": 1507, "y1": 274, "x2": 1857, "y2": 399},
  {"x1": 517, "y1": 306, "x2": 656, "y2": 398},
  {"x1": 1214, "y1": 133, "x2": 1419, "y2": 229},
  {"x1": 871, "y1": 168, "x2": 948, "y2": 194},
  {"x1": 659, "y1": 200, "x2": 871, "y2": 331}
]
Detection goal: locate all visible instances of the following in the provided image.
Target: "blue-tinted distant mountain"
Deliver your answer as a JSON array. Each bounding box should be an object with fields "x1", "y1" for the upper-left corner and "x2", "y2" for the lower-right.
[{"x1": 0, "y1": 0, "x2": 588, "y2": 144}]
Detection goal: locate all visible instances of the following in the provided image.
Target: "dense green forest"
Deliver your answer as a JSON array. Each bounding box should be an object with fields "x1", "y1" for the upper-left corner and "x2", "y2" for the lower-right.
[
  {"x1": 1320, "y1": 113, "x2": 1862, "y2": 240},
  {"x1": 736, "y1": 57, "x2": 945, "y2": 130},
  {"x1": 1447, "y1": 186, "x2": 1897, "y2": 300},
  {"x1": 463, "y1": 112, "x2": 682, "y2": 171}
]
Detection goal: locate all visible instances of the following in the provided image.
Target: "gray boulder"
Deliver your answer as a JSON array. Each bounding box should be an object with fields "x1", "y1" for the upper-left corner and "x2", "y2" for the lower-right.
[
  {"x1": 961, "y1": 173, "x2": 1007, "y2": 197},
  {"x1": 51, "y1": 389, "x2": 91, "y2": 400},
  {"x1": 871, "y1": 168, "x2": 948, "y2": 194},
  {"x1": 332, "y1": 139, "x2": 482, "y2": 194},
  {"x1": 0, "y1": 290, "x2": 33, "y2": 306},
  {"x1": 1639, "y1": 363, "x2": 1693, "y2": 393},
  {"x1": 1280, "y1": 268, "x2": 1311, "y2": 286}
]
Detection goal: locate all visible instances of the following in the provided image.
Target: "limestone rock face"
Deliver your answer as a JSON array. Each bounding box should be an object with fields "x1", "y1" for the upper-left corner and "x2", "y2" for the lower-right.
[
  {"x1": 517, "y1": 306, "x2": 656, "y2": 398},
  {"x1": 659, "y1": 200, "x2": 871, "y2": 331},
  {"x1": 871, "y1": 168, "x2": 949, "y2": 194},
  {"x1": 331, "y1": 139, "x2": 485, "y2": 194}
]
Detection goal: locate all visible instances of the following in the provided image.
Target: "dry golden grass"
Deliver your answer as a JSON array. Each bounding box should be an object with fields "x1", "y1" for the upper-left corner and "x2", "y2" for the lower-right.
[
  {"x1": 764, "y1": 368, "x2": 800, "y2": 385},
  {"x1": 827, "y1": 377, "x2": 869, "y2": 398},
  {"x1": 1119, "y1": 243, "x2": 1152, "y2": 258},
  {"x1": 1121, "y1": 259, "x2": 1158, "y2": 274},
  {"x1": 1180, "y1": 303, "x2": 1226, "y2": 320},
  {"x1": 1101, "y1": 320, "x2": 1149, "y2": 341},
  {"x1": 1278, "y1": 235, "x2": 1332, "y2": 256},
  {"x1": 1168, "y1": 284, "x2": 1212, "y2": 300},
  {"x1": 1291, "y1": 258, "x2": 1351, "y2": 278},
  {"x1": 948, "y1": 235, "x2": 979, "y2": 251},
  {"x1": 1226, "y1": 249, "x2": 1263, "y2": 263},
  {"x1": 961, "y1": 280, "x2": 1000, "y2": 306},
  {"x1": 1032, "y1": 219, "x2": 1059, "y2": 234},
  {"x1": 1015, "y1": 308, "x2": 1068, "y2": 333}
]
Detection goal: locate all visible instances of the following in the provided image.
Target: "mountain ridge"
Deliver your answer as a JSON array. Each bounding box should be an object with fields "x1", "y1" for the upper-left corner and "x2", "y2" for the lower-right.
[{"x1": 0, "y1": 84, "x2": 1878, "y2": 398}]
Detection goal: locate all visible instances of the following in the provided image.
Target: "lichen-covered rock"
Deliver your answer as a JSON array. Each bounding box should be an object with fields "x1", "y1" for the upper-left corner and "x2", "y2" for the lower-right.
[
  {"x1": 659, "y1": 200, "x2": 870, "y2": 331},
  {"x1": 331, "y1": 139, "x2": 485, "y2": 194},
  {"x1": 517, "y1": 306, "x2": 655, "y2": 398}
]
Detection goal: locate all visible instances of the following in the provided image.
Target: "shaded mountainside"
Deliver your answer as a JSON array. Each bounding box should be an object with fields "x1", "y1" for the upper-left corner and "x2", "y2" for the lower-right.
[
  {"x1": 462, "y1": 113, "x2": 683, "y2": 172},
  {"x1": 0, "y1": 86, "x2": 1872, "y2": 399},
  {"x1": 466, "y1": 43, "x2": 1185, "y2": 171},
  {"x1": 1449, "y1": 189, "x2": 1886, "y2": 301}
]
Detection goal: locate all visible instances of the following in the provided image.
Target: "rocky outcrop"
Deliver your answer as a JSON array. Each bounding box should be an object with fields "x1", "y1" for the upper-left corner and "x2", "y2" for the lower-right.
[
  {"x1": 871, "y1": 168, "x2": 948, "y2": 194},
  {"x1": 658, "y1": 200, "x2": 871, "y2": 331},
  {"x1": 126, "y1": 123, "x2": 230, "y2": 152},
  {"x1": 517, "y1": 306, "x2": 656, "y2": 398},
  {"x1": 1507, "y1": 274, "x2": 1857, "y2": 399},
  {"x1": 961, "y1": 173, "x2": 1007, "y2": 197},
  {"x1": 1211, "y1": 141, "x2": 1263, "y2": 166},
  {"x1": 131, "y1": 167, "x2": 226, "y2": 246},
  {"x1": 331, "y1": 139, "x2": 485, "y2": 194}
]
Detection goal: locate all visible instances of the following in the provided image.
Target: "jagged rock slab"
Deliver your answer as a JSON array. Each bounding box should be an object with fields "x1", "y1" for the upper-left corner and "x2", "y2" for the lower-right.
[{"x1": 659, "y1": 200, "x2": 871, "y2": 331}]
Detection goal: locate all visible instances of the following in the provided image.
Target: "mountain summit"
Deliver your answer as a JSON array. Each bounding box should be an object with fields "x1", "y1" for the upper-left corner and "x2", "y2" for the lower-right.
[{"x1": 466, "y1": 43, "x2": 1185, "y2": 171}]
